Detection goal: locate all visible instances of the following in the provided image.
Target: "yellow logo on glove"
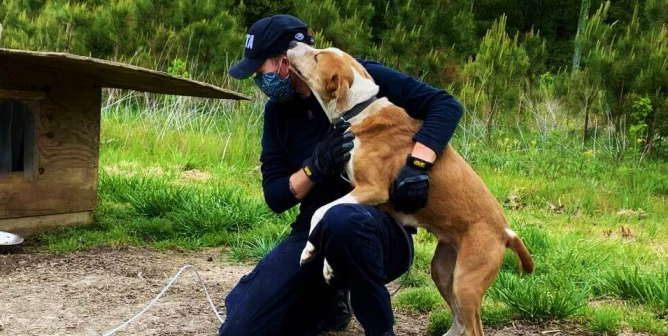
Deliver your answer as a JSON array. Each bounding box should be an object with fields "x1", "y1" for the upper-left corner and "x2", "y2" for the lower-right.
[
  {"x1": 304, "y1": 166, "x2": 313, "y2": 176},
  {"x1": 413, "y1": 160, "x2": 426, "y2": 168}
]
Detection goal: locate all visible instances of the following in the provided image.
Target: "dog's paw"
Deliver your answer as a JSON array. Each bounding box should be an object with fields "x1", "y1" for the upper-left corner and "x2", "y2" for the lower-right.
[
  {"x1": 299, "y1": 242, "x2": 316, "y2": 266},
  {"x1": 443, "y1": 319, "x2": 465, "y2": 336},
  {"x1": 323, "y1": 258, "x2": 334, "y2": 284}
]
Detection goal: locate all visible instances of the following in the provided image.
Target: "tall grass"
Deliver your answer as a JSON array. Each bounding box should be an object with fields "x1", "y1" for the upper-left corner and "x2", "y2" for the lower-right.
[
  {"x1": 489, "y1": 273, "x2": 588, "y2": 322},
  {"x1": 602, "y1": 267, "x2": 668, "y2": 317},
  {"x1": 101, "y1": 88, "x2": 265, "y2": 171},
  {"x1": 39, "y1": 170, "x2": 293, "y2": 252}
]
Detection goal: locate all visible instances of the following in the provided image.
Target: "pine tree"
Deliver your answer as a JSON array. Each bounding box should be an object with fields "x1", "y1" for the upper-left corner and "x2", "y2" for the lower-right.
[
  {"x1": 579, "y1": 1, "x2": 668, "y2": 157},
  {"x1": 631, "y1": 0, "x2": 668, "y2": 157},
  {"x1": 464, "y1": 15, "x2": 530, "y2": 142},
  {"x1": 572, "y1": 0, "x2": 591, "y2": 72}
]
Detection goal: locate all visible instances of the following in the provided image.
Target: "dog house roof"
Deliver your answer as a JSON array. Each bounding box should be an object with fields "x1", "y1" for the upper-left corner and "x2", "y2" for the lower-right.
[{"x1": 0, "y1": 48, "x2": 250, "y2": 100}]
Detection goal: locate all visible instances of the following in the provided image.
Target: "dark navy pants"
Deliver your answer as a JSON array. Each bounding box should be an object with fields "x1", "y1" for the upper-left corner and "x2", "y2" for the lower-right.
[{"x1": 218, "y1": 204, "x2": 414, "y2": 336}]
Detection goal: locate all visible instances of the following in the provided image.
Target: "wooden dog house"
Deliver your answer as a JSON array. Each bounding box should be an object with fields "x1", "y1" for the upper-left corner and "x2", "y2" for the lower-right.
[{"x1": 0, "y1": 48, "x2": 249, "y2": 236}]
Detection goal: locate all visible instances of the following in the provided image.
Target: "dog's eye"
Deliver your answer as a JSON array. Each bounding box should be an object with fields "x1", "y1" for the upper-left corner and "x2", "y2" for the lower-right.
[{"x1": 314, "y1": 53, "x2": 319, "y2": 63}]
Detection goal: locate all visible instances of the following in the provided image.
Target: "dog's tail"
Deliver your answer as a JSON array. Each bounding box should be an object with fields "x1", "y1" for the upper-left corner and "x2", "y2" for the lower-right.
[{"x1": 505, "y1": 228, "x2": 535, "y2": 273}]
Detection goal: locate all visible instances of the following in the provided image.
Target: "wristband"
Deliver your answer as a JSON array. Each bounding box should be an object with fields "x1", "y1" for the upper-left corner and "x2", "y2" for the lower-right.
[
  {"x1": 303, "y1": 165, "x2": 314, "y2": 178},
  {"x1": 406, "y1": 155, "x2": 434, "y2": 171}
]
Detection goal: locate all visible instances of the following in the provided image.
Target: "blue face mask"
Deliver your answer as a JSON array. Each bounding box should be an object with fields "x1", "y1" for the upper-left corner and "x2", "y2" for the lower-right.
[{"x1": 254, "y1": 61, "x2": 295, "y2": 102}]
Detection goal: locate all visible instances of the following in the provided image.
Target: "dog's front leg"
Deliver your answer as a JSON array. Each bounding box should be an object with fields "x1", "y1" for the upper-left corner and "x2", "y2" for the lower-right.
[
  {"x1": 300, "y1": 193, "x2": 359, "y2": 266},
  {"x1": 300, "y1": 186, "x2": 389, "y2": 285}
]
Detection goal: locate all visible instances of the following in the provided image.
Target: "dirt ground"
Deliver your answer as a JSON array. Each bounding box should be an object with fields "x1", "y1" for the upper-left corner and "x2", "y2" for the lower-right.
[{"x1": 1, "y1": 247, "x2": 602, "y2": 336}]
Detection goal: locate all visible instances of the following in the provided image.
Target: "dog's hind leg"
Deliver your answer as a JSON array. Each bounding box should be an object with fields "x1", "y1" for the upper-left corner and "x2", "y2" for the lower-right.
[
  {"x1": 453, "y1": 232, "x2": 505, "y2": 336},
  {"x1": 431, "y1": 241, "x2": 464, "y2": 336}
]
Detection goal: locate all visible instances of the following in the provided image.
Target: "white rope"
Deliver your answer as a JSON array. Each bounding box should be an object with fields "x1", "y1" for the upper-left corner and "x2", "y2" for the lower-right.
[{"x1": 98, "y1": 265, "x2": 224, "y2": 336}]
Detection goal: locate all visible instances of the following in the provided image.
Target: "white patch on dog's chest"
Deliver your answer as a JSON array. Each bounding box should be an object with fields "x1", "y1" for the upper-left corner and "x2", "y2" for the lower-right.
[{"x1": 345, "y1": 137, "x2": 360, "y2": 186}]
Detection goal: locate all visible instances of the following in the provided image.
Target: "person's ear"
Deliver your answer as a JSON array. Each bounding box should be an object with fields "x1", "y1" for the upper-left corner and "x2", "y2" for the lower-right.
[
  {"x1": 279, "y1": 56, "x2": 291, "y2": 79},
  {"x1": 327, "y1": 74, "x2": 349, "y2": 113}
]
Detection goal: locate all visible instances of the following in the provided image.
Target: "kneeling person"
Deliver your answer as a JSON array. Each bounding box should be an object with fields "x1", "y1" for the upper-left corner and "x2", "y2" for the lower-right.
[{"x1": 219, "y1": 14, "x2": 463, "y2": 336}]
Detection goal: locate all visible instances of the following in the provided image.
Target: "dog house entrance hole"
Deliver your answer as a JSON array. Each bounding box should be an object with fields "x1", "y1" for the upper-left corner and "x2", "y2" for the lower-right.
[{"x1": 0, "y1": 99, "x2": 34, "y2": 173}]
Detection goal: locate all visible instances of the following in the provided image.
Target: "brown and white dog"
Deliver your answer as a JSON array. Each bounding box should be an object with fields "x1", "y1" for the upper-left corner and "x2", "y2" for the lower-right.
[{"x1": 287, "y1": 42, "x2": 534, "y2": 336}]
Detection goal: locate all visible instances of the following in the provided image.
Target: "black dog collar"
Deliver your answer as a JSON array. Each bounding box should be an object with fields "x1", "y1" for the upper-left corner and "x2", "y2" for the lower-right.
[{"x1": 339, "y1": 96, "x2": 378, "y2": 123}]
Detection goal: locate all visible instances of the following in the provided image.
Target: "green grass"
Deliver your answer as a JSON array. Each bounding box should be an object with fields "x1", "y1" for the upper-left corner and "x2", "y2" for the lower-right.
[
  {"x1": 627, "y1": 308, "x2": 668, "y2": 335},
  {"x1": 231, "y1": 222, "x2": 291, "y2": 260},
  {"x1": 426, "y1": 302, "x2": 514, "y2": 335},
  {"x1": 481, "y1": 300, "x2": 515, "y2": 326},
  {"x1": 30, "y1": 90, "x2": 668, "y2": 334},
  {"x1": 398, "y1": 269, "x2": 433, "y2": 288},
  {"x1": 394, "y1": 287, "x2": 444, "y2": 313},
  {"x1": 38, "y1": 169, "x2": 293, "y2": 254},
  {"x1": 587, "y1": 306, "x2": 623, "y2": 334},
  {"x1": 426, "y1": 309, "x2": 453, "y2": 336},
  {"x1": 601, "y1": 267, "x2": 668, "y2": 317},
  {"x1": 488, "y1": 272, "x2": 588, "y2": 322}
]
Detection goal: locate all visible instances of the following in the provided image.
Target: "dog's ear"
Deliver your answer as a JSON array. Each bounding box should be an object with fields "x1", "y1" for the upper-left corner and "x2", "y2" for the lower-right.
[
  {"x1": 326, "y1": 74, "x2": 339, "y2": 98},
  {"x1": 327, "y1": 73, "x2": 349, "y2": 113}
]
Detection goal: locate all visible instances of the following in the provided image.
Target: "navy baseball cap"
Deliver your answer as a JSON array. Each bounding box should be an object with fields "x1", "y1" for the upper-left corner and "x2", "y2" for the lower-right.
[{"x1": 229, "y1": 15, "x2": 315, "y2": 79}]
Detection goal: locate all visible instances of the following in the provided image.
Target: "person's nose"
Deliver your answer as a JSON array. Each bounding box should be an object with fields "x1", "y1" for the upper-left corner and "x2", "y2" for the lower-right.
[{"x1": 288, "y1": 40, "x2": 298, "y2": 49}]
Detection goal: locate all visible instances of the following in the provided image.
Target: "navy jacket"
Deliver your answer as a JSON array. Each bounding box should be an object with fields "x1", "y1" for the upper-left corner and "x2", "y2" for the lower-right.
[{"x1": 260, "y1": 59, "x2": 464, "y2": 231}]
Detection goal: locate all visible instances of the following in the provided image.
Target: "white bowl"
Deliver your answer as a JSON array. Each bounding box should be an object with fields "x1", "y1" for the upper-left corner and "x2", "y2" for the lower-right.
[{"x1": 0, "y1": 231, "x2": 24, "y2": 246}]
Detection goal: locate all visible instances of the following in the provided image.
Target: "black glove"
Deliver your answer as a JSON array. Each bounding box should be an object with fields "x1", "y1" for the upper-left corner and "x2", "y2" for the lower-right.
[
  {"x1": 391, "y1": 155, "x2": 433, "y2": 214},
  {"x1": 302, "y1": 121, "x2": 355, "y2": 183}
]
